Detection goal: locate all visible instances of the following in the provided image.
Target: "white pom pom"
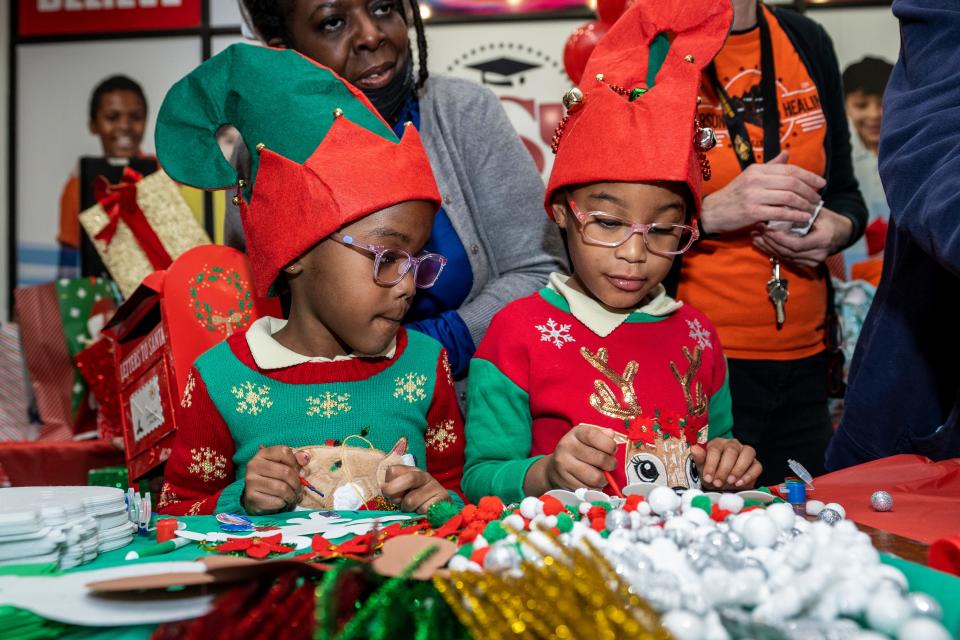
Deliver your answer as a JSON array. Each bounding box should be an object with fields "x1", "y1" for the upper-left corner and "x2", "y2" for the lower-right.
[
  {"x1": 472, "y1": 535, "x2": 488, "y2": 549},
  {"x1": 683, "y1": 507, "x2": 711, "y2": 527},
  {"x1": 648, "y1": 486, "x2": 682, "y2": 515},
  {"x1": 578, "y1": 503, "x2": 592, "y2": 515},
  {"x1": 718, "y1": 493, "x2": 744, "y2": 514},
  {"x1": 332, "y1": 483, "x2": 366, "y2": 510},
  {"x1": 501, "y1": 514, "x2": 525, "y2": 531},
  {"x1": 636, "y1": 501, "x2": 652, "y2": 516},
  {"x1": 765, "y1": 502, "x2": 797, "y2": 532},
  {"x1": 681, "y1": 488, "x2": 704, "y2": 508},
  {"x1": 448, "y1": 555, "x2": 472, "y2": 572},
  {"x1": 519, "y1": 497, "x2": 540, "y2": 520},
  {"x1": 805, "y1": 499, "x2": 825, "y2": 516}
]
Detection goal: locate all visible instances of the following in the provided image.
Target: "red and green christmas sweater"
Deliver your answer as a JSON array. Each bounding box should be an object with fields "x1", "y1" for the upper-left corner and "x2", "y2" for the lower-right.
[
  {"x1": 463, "y1": 274, "x2": 733, "y2": 504},
  {"x1": 158, "y1": 323, "x2": 465, "y2": 515}
]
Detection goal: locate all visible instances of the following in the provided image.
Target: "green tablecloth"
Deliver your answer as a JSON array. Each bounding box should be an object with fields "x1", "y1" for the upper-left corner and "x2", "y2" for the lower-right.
[{"x1": 1, "y1": 512, "x2": 959, "y2": 639}]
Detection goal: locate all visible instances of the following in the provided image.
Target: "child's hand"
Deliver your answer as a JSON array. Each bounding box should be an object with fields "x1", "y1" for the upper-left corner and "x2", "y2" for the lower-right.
[
  {"x1": 381, "y1": 465, "x2": 450, "y2": 514},
  {"x1": 242, "y1": 446, "x2": 308, "y2": 515},
  {"x1": 691, "y1": 439, "x2": 762, "y2": 490},
  {"x1": 545, "y1": 425, "x2": 618, "y2": 491}
]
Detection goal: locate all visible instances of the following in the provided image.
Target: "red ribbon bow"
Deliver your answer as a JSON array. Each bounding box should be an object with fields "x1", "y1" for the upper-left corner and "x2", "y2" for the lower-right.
[{"x1": 93, "y1": 167, "x2": 173, "y2": 270}]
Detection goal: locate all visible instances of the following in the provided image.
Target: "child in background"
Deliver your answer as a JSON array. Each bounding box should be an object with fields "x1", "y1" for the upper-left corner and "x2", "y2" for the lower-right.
[
  {"x1": 154, "y1": 44, "x2": 464, "y2": 516},
  {"x1": 58, "y1": 75, "x2": 148, "y2": 277},
  {"x1": 463, "y1": 0, "x2": 761, "y2": 504}
]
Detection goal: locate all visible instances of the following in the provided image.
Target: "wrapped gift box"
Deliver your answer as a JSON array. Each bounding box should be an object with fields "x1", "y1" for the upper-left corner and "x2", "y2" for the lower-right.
[
  {"x1": 104, "y1": 245, "x2": 280, "y2": 481},
  {"x1": 79, "y1": 168, "x2": 211, "y2": 298}
]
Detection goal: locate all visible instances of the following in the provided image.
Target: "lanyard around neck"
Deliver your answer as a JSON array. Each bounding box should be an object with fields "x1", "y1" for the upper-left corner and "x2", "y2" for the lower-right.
[{"x1": 705, "y1": 2, "x2": 780, "y2": 171}]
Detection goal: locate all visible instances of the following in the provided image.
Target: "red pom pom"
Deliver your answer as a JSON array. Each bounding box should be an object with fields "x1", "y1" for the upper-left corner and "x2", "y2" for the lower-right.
[
  {"x1": 741, "y1": 505, "x2": 764, "y2": 514},
  {"x1": 624, "y1": 495, "x2": 644, "y2": 512},
  {"x1": 461, "y1": 504, "x2": 479, "y2": 524},
  {"x1": 470, "y1": 547, "x2": 491, "y2": 567},
  {"x1": 459, "y1": 521, "x2": 484, "y2": 544},
  {"x1": 540, "y1": 495, "x2": 564, "y2": 516},
  {"x1": 477, "y1": 496, "x2": 505, "y2": 521},
  {"x1": 587, "y1": 506, "x2": 608, "y2": 522},
  {"x1": 590, "y1": 517, "x2": 606, "y2": 532},
  {"x1": 710, "y1": 506, "x2": 732, "y2": 522}
]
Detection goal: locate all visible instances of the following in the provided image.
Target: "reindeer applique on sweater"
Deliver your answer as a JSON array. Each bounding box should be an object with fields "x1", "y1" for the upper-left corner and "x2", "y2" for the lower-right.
[{"x1": 462, "y1": 286, "x2": 734, "y2": 504}]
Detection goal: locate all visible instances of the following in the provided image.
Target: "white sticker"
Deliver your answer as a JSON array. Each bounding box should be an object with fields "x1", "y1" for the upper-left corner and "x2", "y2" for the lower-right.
[{"x1": 129, "y1": 375, "x2": 164, "y2": 442}]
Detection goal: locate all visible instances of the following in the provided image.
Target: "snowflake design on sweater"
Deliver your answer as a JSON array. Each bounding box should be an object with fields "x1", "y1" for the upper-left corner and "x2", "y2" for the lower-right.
[
  {"x1": 535, "y1": 318, "x2": 576, "y2": 349},
  {"x1": 180, "y1": 371, "x2": 196, "y2": 409},
  {"x1": 230, "y1": 381, "x2": 273, "y2": 415},
  {"x1": 426, "y1": 419, "x2": 458, "y2": 452},
  {"x1": 686, "y1": 319, "x2": 713, "y2": 350},
  {"x1": 441, "y1": 351, "x2": 454, "y2": 386},
  {"x1": 394, "y1": 372, "x2": 428, "y2": 403},
  {"x1": 306, "y1": 392, "x2": 352, "y2": 418},
  {"x1": 187, "y1": 447, "x2": 228, "y2": 483},
  {"x1": 157, "y1": 482, "x2": 177, "y2": 510}
]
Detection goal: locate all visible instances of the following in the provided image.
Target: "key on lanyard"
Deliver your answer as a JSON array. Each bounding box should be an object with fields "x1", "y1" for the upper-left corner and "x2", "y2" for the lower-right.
[{"x1": 767, "y1": 258, "x2": 788, "y2": 328}]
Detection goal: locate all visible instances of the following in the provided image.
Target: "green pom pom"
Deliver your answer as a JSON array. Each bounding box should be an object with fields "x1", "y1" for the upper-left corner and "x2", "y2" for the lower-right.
[
  {"x1": 590, "y1": 501, "x2": 611, "y2": 510},
  {"x1": 757, "y1": 486, "x2": 772, "y2": 494},
  {"x1": 771, "y1": 496, "x2": 786, "y2": 504},
  {"x1": 743, "y1": 499, "x2": 763, "y2": 508},
  {"x1": 691, "y1": 495, "x2": 713, "y2": 514},
  {"x1": 565, "y1": 506, "x2": 580, "y2": 518},
  {"x1": 556, "y1": 513, "x2": 574, "y2": 533},
  {"x1": 426, "y1": 501, "x2": 460, "y2": 528},
  {"x1": 600, "y1": 529, "x2": 610, "y2": 539},
  {"x1": 456, "y1": 543, "x2": 474, "y2": 559},
  {"x1": 483, "y1": 521, "x2": 507, "y2": 544}
]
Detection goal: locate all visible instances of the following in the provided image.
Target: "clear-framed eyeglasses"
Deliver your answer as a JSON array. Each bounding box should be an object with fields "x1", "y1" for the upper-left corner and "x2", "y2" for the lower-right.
[
  {"x1": 567, "y1": 195, "x2": 699, "y2": 256},
  {"x1": 330, "y1": 233, "x2": 447, "y2": 288}
]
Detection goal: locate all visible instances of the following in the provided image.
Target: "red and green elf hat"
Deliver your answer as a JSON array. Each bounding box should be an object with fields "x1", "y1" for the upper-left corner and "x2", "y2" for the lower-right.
[
  {"x1": 545, "y1": 0, "x2": 732, "y2": 217},
  {"x1": 155, "y1": 44, "x2": 441, "y2": 297}
]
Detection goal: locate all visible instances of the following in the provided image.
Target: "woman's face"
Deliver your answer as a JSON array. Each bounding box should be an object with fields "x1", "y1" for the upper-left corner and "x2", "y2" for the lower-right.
[{"x1": 278, "y1": 0, "x2": 409, "y2": 91}]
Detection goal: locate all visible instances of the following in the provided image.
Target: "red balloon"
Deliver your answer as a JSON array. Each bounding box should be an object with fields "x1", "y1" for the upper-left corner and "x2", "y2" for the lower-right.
[
  {"x1": 596, "y1": 0, "x2": 631, "y2": 26},
  {"x1": 563, "y1": 21, "x2": 608, "y2": 85}
]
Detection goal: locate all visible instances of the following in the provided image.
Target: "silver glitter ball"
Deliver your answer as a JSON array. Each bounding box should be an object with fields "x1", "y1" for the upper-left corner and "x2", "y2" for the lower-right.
[
  {"x1": 482, "y1": 544, "x2": 520, "y2": 573},
  {"x1": 665, "y1": 527, "x2": 690, "y2": 547},
  {"x1": 634, "y1": 526, "x2": 663, "y2": 543},
  {"x1": 605, "y1": 508, "x2": 631, "y2": 531},
  {"x1": 703, "y1": 530, "x2": 727, "y2": 553},
  {"x1": 817, "y1": 508, "x2": 842, "y2": 525},
  {"x1": 725, "y1": 531, "x2": 746, "y2": 551},
  {"x1": 907, "y1": 592, "x2": 943, "y2": 620},
  {"x1": 871, "y1": 490, "x2": 894, "y2": 512}
]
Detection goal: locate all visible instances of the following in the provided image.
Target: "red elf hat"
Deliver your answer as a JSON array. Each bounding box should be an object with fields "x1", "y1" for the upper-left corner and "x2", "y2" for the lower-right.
[
  {"x1": 546, "y1": 0, "x2": 733, "y2": 217},
  {"x1": 155, "y1": 44, "x2": 441, "y2": 297}
]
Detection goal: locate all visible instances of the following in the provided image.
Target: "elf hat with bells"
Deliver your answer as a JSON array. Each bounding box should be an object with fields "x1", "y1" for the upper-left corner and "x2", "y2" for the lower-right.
[
  {"x1": 546, "y1": 0, "x2": 732, "y2": 217},
  {"x1": 155, "y1": 44, "x2": 441, "y2": 298}
]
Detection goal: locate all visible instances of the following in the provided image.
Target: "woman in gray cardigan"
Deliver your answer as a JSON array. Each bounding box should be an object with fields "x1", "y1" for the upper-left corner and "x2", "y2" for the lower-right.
[{"x1": 232, "y1": 0, "x2": 566, "y2": 388}]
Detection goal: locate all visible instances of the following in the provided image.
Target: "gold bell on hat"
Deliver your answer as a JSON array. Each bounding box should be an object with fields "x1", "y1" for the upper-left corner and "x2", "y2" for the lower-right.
[{"x1": 562, "y1": 87, "x2": 585, "y2": 113}]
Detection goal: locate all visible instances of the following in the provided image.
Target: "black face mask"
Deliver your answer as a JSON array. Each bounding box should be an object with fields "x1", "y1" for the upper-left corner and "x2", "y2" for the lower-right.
[{"x1": 362, "y1": 53, "x2": 415, "y2": 125}]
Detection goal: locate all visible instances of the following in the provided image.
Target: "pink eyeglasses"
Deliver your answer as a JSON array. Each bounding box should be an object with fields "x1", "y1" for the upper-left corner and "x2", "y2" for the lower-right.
[
  {"x1": 330, "y1": 233, "x2": 447, "y2": 288},
  {"x1": 567, "y1": 195, "x2": 699, "y2": 256}
]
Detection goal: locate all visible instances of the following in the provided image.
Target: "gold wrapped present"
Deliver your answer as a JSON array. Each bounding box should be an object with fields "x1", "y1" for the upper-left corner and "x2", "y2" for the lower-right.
[{"x1": 79, "y1": 168, "x2": 211, "y2": 298}]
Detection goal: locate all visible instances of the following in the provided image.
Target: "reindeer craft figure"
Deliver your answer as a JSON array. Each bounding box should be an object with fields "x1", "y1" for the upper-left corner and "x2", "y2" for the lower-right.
[{"x1": 580, "y1": 345, "x2": 709, "y2": 491}]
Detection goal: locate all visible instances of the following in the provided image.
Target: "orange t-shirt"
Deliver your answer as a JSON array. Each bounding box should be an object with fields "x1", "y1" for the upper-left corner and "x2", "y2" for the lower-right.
[{"x1": 679, "y1": 6, "x2": 827, "y2": 361}]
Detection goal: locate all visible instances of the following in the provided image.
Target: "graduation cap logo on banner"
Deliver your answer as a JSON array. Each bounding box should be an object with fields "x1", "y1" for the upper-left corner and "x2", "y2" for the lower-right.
[
  {"x1": 466, "y1": 57, "x2": 541, "y2": 87},
  {"x1": 155, "y1": 44, "x2": 441, "y2": 297}
]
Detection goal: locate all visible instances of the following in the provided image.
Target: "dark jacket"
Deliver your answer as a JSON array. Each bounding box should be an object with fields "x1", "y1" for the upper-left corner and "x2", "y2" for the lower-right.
[{"x1": 826, "y1": 0, "x2": 960, "y2": 469}]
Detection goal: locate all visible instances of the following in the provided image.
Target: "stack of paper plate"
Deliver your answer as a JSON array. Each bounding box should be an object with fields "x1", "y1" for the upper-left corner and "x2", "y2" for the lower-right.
[
  {"x1": 81, "y1": 489, "x2": 134, "y2": 553},
  {"x1": 0, "y1": 486, "x2": 134, "y2": 568},
  {"x1": 0, "y1": 511, "x2": 65, "y2": 567}
]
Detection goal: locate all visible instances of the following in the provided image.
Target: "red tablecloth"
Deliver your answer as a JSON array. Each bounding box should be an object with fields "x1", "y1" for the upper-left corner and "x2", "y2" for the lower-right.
[
  {"x1": 0, "y1": 440, "x2": 124, "y2": 486},
  {"x1": 814, "y1": 455, "x2": 960, "y2": 545}
]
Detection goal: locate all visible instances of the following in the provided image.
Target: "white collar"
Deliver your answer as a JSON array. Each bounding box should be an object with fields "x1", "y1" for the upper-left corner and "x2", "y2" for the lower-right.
[
  {"x1": 245, "y1": 316, "x2": 396, "y2": 370},
  {"x1": 547, "y1": 272, "x2": 683, "y2": 338}
]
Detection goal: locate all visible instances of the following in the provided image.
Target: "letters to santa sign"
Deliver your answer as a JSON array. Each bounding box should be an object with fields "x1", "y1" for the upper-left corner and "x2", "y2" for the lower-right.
[{"x1": 18, "y1": 0, "x2": 202, "y2": 37}]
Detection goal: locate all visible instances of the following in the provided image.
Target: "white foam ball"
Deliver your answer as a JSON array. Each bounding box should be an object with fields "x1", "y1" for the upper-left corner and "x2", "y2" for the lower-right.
[
  {"x1": 648, "y1": 486, "x2": 682, "y2": 515},
  {"x1": 519, "y1": 496, "x2": 540, "y2": 520},
  {"x1": 578, "y1": 502, "x2": 592, "y2": 515},
  {"x1": 683, "y1": 507, "x2": 712, "y2": 527},
  {"x1": 805, "y1": 499, "x2": 825, "y2": 516},
  {"x1": 765, "y1": 502, "x2": 797, "y2": 531},
  {"x1": 866, "y1": 591, "x2": 913, "y2": 635},
  {"x1": 718, "y1": 493, "x2": 744, "y2": 513},
  {"x1": 896, "y1": 617, "x2": 951, "y2": 640},
  {"x1": 742, "y1": 513, "x2": 778, "y2": 548},
  {"x1": 823, "y1": 502, "x2": 846, "y2": 519},
  {"x1": 501, "y1": 514, "x2": 525, "y2": 531},
  {"x1": 662, "y1": 610, "x2": 704, "y2": 640},
  {"x1": 636, "y1": 501, "x2": 652, "y2": 516}
]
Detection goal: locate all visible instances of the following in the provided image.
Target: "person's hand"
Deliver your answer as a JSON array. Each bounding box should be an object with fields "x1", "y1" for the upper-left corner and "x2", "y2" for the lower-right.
[
  {"x1": 541, "y1": 425, "x2": 618, "y2": 491},
  {"x1": 690, "y1": 438, "x2": 762, "y2": 490},
  {"x1": 700, "y1": 151, "x2": 824, "y2": 235},
  {"x1": 242, "y1": 446, "x2": 307, "y2": 515},
  {"x1": 752, "y1": 207, "x2": 854, "y2": 269},
  {"x1": 381, "y1": 466, "x2": 450, "y2": 514}
]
